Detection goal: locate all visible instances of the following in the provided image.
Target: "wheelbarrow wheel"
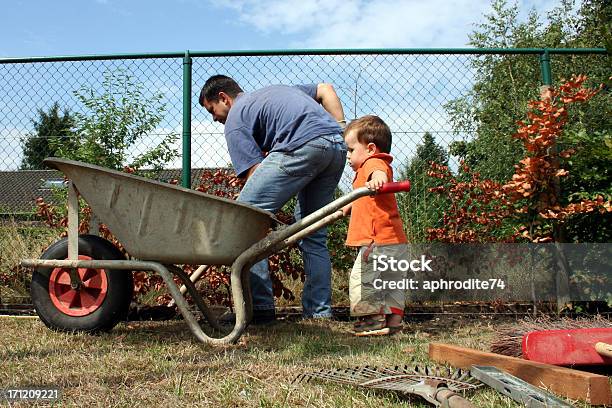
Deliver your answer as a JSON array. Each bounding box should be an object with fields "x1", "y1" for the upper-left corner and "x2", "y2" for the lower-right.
[{"x1": 31, "y1": 235, "x2": 133, "y2": 333}]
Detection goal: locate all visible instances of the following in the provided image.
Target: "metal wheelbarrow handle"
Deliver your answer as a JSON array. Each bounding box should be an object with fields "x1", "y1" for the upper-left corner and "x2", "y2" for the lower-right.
[
  {"x1": 203, "y1": 179, "x2": 413, "y2": 344},
  {"x1": 376, "y1": 181, "x2": 412, "y2": 194}
]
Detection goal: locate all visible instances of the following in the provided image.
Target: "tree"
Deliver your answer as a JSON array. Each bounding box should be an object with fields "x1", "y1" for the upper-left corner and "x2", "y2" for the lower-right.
[
  {"x1": 398, "y1": 132, "x2": 449, "y2": 242},
  {"x1": 53, "y1": 70, "x2": 179, "y2": 171},
  {"x1": 427, "y1": 76, "x2": 610, "y2": 243},
  {"x1": 21, "y1": 102, "x2": 76, "y2": 169},
  {"x1": 447, "y1": 0, "x2": 610, "y2": 180},
  {"x1": 445, "y1": 0, "x2": 611, "y2": 241}
]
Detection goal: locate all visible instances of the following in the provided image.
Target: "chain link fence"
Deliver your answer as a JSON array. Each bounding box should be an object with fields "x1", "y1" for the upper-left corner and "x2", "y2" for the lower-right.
[{"x1": 1, "y1": 49, "x2": 608, "y2": 306}]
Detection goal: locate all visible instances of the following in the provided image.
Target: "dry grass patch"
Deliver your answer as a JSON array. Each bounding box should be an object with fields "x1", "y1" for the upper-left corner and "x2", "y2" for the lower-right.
[
  {"x1": 0, "y1": 222, "x2": 59, "y2": 303},
  {"x1": 2, "y1": 315, "x2": 599, "y2": 407}
]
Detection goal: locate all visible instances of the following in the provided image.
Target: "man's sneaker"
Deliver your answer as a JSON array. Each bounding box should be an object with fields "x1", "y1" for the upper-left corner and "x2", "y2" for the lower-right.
[
  {"x1": 217, "y1": 312, "x2": 236, "y2": 325},
  {"x1": 217, "y1": 309, "x2": 277, "y2": 326},
  {"x1": 252, "y1": 309, "x2": 276, "y2": 325}
]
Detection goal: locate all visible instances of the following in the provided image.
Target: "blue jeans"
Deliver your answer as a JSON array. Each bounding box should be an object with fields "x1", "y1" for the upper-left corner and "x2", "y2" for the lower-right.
[{"x1": 237, "y1": 134, "x2": 347, "y2": 318}]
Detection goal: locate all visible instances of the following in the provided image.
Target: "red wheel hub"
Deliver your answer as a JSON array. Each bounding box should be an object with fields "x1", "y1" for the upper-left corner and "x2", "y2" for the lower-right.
[{"x1": 48, "y1": 255, "x2": 108, "y2": 317}]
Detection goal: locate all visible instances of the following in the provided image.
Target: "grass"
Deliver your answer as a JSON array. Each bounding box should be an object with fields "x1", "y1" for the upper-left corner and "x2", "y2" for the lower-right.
[
  {"x1": 1, "y1": 224, "x2": 608, "y2": 406},
  {"x1": 0, "y1": 221, "x2": 59, "y2": 303},
  {"x1": 0, "y1": 315, "x2": 599, "y2": 407}
]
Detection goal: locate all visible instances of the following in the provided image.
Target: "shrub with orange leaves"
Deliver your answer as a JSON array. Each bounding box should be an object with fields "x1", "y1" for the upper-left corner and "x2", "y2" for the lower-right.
[
  {"x1": 427, "y1": 75, "x2": 610, "y2": 243},
  {"x1": 503, "y1": 74, "x2": 610, "y2": 241},
  {"x1": 425, "y1": 161, "x2": 521, "y2": 243}
]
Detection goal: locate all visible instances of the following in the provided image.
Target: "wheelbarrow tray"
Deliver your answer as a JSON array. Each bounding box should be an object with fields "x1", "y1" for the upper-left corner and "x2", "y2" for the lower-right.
[{"x1": 44, "y1": 158, "x2": 278, "y2": 266}]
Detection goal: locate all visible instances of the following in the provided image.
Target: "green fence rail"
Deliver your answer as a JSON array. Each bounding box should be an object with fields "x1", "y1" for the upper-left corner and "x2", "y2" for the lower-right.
[
  {"x1": 0, "y1": 47, "x2": 607, "y2": 185},
  {"x1": 0, "y1": 47, "x2": 609, "y2": 305}
]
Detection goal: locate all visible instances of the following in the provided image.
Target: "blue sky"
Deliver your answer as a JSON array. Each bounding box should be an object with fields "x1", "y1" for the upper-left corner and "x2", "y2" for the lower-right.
[
  {"x1": 1, "y1": 0, "x2": 565, "y2": 174},
  {"x1": 2, "y1": 0, "x2": 561, "y2": 58}
]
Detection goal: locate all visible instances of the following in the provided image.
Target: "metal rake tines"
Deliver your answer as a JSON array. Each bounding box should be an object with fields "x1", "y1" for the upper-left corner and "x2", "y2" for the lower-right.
[
  {"x1": 295, "y1": 365, "x2": 482, "y2": 407},
  {"x1": 295, "y1": 364, "x2": 481, "y2": 392}
]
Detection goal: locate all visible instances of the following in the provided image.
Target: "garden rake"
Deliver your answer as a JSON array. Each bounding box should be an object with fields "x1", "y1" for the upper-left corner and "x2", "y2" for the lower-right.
[{"x1": 295, "y1": 364, "x2": 482, "y2": 407}]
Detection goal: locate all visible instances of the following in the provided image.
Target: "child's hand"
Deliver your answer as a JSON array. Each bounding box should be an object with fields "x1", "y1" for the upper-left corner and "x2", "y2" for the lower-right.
[
  {"x1": 365, "y1": 170, "x2": 388, "y2": 192},
  {"x1": 342, "y1": 204, "x2": 352, "y2": 216}
]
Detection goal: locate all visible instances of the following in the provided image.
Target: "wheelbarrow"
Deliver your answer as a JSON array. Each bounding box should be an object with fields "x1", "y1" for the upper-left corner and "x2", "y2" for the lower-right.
[{"x1": 22, "y1": 158, "x2": 411, "y2": 345}]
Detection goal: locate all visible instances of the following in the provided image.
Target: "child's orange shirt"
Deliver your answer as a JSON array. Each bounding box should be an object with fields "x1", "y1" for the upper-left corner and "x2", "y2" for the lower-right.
[{"x1": 345, "y1": 153, "x2": 408, "y2": 247}]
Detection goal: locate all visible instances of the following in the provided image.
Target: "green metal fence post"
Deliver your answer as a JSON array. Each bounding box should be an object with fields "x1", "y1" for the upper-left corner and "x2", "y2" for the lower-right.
[
  {"x1": 539, "y1": 49, "x2": 552, "y2": 86},
  {"x1": 182, "y1": 50, "x2": 192, "y2": 188}
]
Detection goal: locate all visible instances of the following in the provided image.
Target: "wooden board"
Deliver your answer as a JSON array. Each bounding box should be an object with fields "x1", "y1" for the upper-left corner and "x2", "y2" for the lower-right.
[
  {"x1": 428, "y1": 342, "x2": 612, "y2": 405},
  {"x1": 523, "y1": 328, "x2": 612, "y2": 366}
]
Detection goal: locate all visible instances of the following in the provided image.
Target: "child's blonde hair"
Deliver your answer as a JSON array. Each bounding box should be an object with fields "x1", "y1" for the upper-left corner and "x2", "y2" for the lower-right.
[{"x1": 344, "y1": 115, "x2": 392, "y2": 153}]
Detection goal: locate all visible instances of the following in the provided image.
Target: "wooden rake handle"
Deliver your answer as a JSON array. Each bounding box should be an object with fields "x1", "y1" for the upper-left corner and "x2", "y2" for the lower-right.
[
  {"x1": 595, "y1": 342, "x2": 612, "y2": 358},
  {"x1": 435, "y1": 388, "x2": 475, "y2": 408}
]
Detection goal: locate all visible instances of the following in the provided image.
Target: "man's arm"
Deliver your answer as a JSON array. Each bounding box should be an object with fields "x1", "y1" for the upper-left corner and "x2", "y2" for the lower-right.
[
  {"x1": 316, "y1": 83, "x2": 345, "y2": 123},
  {"x1": 225, "y1": 127, "x2": 264, "y2": 179}
]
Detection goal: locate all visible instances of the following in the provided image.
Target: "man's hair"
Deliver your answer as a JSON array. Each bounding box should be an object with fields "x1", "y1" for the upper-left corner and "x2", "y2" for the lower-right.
[
  {"x1": 345, "y1": 115, "x2": 392, "y2": 153},
  {"x1": 199, "y1": 75, "x2": 243, "y2": 106}
]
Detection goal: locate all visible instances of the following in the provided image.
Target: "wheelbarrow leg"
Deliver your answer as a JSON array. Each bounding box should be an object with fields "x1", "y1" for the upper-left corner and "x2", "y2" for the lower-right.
[
  {"x1": 22, "y1": 258, "x2": 252, "y2": 345},
  {"x1": 154, "y1": 262, "x2": 249, "y2": 345},
  {"x1": 240, "y1": 263, "x2": 254, "y2": 323},
  {"x1": 166, "y1": 265, "x2": 223, "y2": 331},
  {"x1": 159, "y1": 255, "x2": 259, "y2": 345}
]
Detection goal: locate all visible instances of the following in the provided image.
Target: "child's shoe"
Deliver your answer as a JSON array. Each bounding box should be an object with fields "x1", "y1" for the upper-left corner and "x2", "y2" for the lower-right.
[
  {"x1": 386, "y1": 313, "x2": 403, "y2": 335},
  {"x1": 353, "y1": 314, "x2": 389, "y2": 336}
]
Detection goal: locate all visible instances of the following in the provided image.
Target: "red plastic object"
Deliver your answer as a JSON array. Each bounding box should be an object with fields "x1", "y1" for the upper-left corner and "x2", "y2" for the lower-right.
[
  {"x1": 48, "y1": 255, "x2": 108, "y2": 317},
  {"x1": 522, "y1": 328, "x2": 612, "y2": 366},
  {"x1": 377, "y1": 181, "x2": 411, "y2": 194}
]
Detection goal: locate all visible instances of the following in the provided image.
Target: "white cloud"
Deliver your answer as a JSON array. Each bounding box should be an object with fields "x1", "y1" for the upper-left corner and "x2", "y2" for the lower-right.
[
  {"x1": 0, "y1": 122, "x2": 228, "y2": 172},
  {"x1": 519, "y1": 0, "x2": 570, "y2": 20},
  {"x1": 167, "y1": 121, "x2": 231, "y2": 169},
  {"x1": 210, "y1": 0, "x2": 562, "y2": 48},
  {"x1": 0, "y1": 127, "x2": 26, "y2": 171},
  {"x1": 121, "y1": 121, "x2": 230, "y2": 171}
]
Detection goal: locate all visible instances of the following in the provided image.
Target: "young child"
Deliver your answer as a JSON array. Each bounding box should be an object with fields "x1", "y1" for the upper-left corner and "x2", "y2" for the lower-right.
[{"x1": 343, "y1": 115, "x2": 408, "y2": 336}]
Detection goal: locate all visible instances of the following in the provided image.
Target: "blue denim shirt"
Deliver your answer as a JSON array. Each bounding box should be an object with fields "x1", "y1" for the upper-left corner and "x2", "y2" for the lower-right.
[{"x1": 224, "y1": 84, "x2": 342, "y2": 177}]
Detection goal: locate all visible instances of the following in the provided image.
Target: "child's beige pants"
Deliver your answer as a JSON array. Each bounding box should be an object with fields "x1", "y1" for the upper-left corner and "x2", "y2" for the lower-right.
[{"x1": 349, "y1": 243, "x2": 408, "y2": 316}]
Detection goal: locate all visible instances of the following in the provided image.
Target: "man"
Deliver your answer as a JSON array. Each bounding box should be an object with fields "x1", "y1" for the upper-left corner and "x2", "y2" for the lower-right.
[{"x1": 199, "y1": 75, "x2": 347, "y2": 323}]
